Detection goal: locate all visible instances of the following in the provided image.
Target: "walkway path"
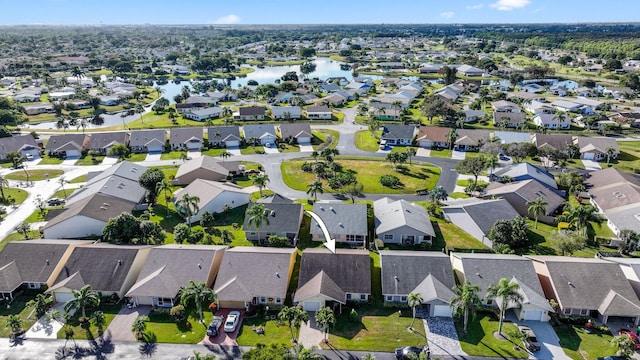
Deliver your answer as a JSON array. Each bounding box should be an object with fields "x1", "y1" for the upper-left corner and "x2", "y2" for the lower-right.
[{"x1": 423, "y1": 317, "x2": 467, "y2": 356}]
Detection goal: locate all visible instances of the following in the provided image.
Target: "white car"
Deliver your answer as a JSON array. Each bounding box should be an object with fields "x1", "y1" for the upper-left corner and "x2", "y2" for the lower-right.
[
  {"x1": 224, "y1": 311, "x2": 241, "y2": 333},
  {"x1": 25, "y1": 154, "x2": 34, "y2": 161}
]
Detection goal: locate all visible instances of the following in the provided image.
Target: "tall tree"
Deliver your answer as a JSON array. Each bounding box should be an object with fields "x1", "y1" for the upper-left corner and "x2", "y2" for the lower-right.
[
  {"x1": 306, "y1": 180, "x2": 324, "y2": 201},
  {"x1": 527, "y1": 196, "x2": 548, "y2": 229},
  {"x1": 26, "y1": 293, "x2": 54, "y2": 318},
  {"x1": 605, "y1": 147, "x2": 617, "y2": 166},
  {"x1": 455, "y1": 157, "x2": 487, "y2": 188},
  {"x1": 180, "y1": 280, "x2": 215, "y2": 323},
  {"x1": 342, "y1": 182, "x2": 364, "y2": 203},
  {"x1": 314, "y1": 307, "x2": 335, "y2": 343},
  {"x1": 450, "y1": 281, "x2": 481, "y2": 333},
  {"x1": 408, "y1": 292, "x2": 424, "y2": 329},
  {"x1": 176, "y1": 193, "x2": 200, "y2": 227},
  {"x1": 0, "y1": 175, "x2": 8, "y2": 201},
  {"x1": 156, "y1": 178, "x2": 173, "y2": 209},
  {"x1": 131, "y1": 315, "x2": 149, "y2": 340},
  {"x1": 405, "y1": 147, "x2": 417, "y2": 166},
  {"x1": 138, "y1": 168, "x2": 165, "y2": 205},
  {"x1": 63, "y1": 285, "x2": 100, "y2": 318},
  {"x1": 246, "y1": 204, "x2": 270, "y2": 231},
  {"x1": 251, "y1": 174, "x2": 270, "y2": 197},
  {"x1": 486, "y1": 278, "x2": 523, "y2": 335},
  {"x1": 278, "y1": 306, "x2": 309, "y2": 343}
]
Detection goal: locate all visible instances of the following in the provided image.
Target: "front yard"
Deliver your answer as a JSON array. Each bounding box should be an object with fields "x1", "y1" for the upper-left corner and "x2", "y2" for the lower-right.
[
  {"x1": 354, "y1": 130, "x2": 382, "y2": 152},
  {"x1": 56, "y1": 303, "x2": 122, "y2": 340},
  {"x1": 0, "y1": 294, "x2": 39, "y2": 338},
  {"x1": 236, "y1": 313, "x2": 291, "y2": 346},
  {"x1": 146, "y1": 309, "x2": 213, "y2": 344},
  {"x1": 455, "y1": 314, "x2": 528, "y2": 358},
  {"x1": 5, "y1": 169, "x2": 64, "y2": 181},
  {"x1": 555, "y1": 325, "x2": 616, "y2": 360}
]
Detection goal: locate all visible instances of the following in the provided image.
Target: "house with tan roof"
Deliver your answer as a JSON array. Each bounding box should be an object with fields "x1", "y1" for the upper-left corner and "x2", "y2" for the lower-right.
[
  {"x1": 586, "y1": 167, "x2": 640, "y2": 235},
  {"x1": 172, "y1": 155, "x2": 241, "y2": 185},
  {"x1": 454, "y1": 129, "x2": 490, "y2": 151},
  {"x1": 483, "y1": 179, "x2": 565, "y2": 224},
  {"x1": 416, "y1": 126, "x2": 452, "y2": 149}
]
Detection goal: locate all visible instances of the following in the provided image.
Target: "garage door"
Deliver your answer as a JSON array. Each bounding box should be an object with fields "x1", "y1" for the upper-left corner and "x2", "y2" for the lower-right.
[
  {"x1": 226, "y1": 140, "x2": 240, "y2": 148},
  {"x1": 303, "y1": 301, "x2": 321, "y2": 312},
  {"x1": 54, "y1": 292, "x2": 75, "y2": 303},
  {"x1": 524, "y1": 310, "x2": 543, "y2": 321},
  {"x1": 583, "y1": 153, "x2": 595, "y2": 160},
  {"x1": 186, "y1": 142, "x2": 201, "y2": 150},
  {"x1": 147, "y1": 146, "x2": 164, "y2": 153},
  {"x1": 433, "y1": 305, "x2": 453, "y2": 317}
]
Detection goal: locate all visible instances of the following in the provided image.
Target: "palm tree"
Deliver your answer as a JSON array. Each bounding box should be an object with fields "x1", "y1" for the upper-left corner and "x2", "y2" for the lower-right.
[
  {"x1": 154, "y1": 85, "x2": 165, "y2": 99},
  {"x1": 15, "y1": 222, "x2": 31, "y2": 240},
  {"x1": 306, "y1": 180, "x2": 324, "y2": 201},
  {"x1": 408, "y1": 292, "x2": 424, "y2": 329},
  {"x1": 180, "y1": 280, "x2": 216, "y2": 323},
  {"x1": 220, "y1": 150, "x2": 232, "y2": 162},
  {"x1": 131, "y1": 315, "x2": 149, "y2": 340},
  {"x1": 222, "y1": 107, "x2": 233, "y2": 124},
  {"x1": 0, "y1": 175, "x2": 8, "y2": 201},
  {"x1": 278, "y1": 306, "x2": 309, "y2": 343},
  {"x1": 156, "y1": 178, "x2": 173, "y2": 207},
  {"x1": 92, "y1": 310, "x2": 106, "y2": 334},
  {"x1": 405, "y1": 147, "x2": 417, "y2": 166},
  {"x1": 527, "y1": 196, "x2": 548, "y2": 229},
  {"x1": 58, "y1": 176, "x2": 68, "y2": 198},
  {"x1": 63, "y1": 284, "x2": 100, "y2": 319},
  {"x1": 605, "y1": 147, "x2": 617, "y2": 166},
  {"x1": 71, "y1": 66, "x2": 85, "y2": 84},
  {"x1": 447, "y1": 129, "x2": 457, "y2": 150},
  {"x1": 134, "y1": 102, "x2": 145, "y2": 124},
  {"x1": 251, "y1": 174, "x2": 270, "y2": 197},
  {"x1": 175, "y1": 193, "x2": 200, "y2": 227},
  {"x1": 246, "y1": 203, "x2": 270, "y2": 231},
  {"x1": 26, "y1": 293, "x2": 54, "y2": 318},
  {"x1": 486, "y1": 155, "x2": 498, "y2": 176},
  {"x1": 486, "y1": 278, "x2": 523, "y2": 336},
  {"x1": 76, "y1": 118, "x2": 88, "y2": 133},
  {"x1": 314, "y1": 307, "x2": 335, "y2": 343},
  {"x1": 449, "y1": 281, "x2": 481, "y2": 332},
  {"x1": 6, "y1": 315, "x2": 22, "y2": 337},
  {"x1": 564, "y1": 204, "x2": 599, "y2": 237}
]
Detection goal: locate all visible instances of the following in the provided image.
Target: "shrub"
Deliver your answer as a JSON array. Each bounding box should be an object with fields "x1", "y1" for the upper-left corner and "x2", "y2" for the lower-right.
[
  {"x1": 170, "y1": 305, "x2": 186, "y2": 321},
  {"x1": 349, "y1": 308, "x2": 359, "y2": 323},
  {"x1": 379, "y1": 175, "x2": 400, "y2": 188},
  {"x1": 268, "y1": 235, "x2": 289, "y2": 247}
]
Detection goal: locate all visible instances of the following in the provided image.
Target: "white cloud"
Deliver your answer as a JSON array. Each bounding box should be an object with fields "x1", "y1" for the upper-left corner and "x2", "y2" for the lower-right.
[
  {"x1": 440, "y1": 11, "x2": 455, "y2": 19},
  {"x1": 465, "y1": 4, "x2": 484, "y2": 10},
  {"x1": 214, "y1": 14, "x2": 240, "y2": 24},
  {"x1": 490, "y1": 0, "x2": 531, "y2": 11}
]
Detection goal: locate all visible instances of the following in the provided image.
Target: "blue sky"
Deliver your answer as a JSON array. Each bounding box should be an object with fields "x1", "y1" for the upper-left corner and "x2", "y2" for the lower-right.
[{"x1": 1, "y1": 0, "x2": 639, "y2": 25}]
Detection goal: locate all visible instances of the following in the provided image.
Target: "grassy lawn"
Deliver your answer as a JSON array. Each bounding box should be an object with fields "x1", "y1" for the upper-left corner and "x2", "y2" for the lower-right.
[
  {"x1": 236, "y1": 313, "x2": 292, "y2": 346},
  {"x1": 354, "y1": 130, "x2": 381, "y2": 152},
  {"x1": 526, "y1": 219, "x2": 616, "y2": 257},
  {"x1": 449, "y1": 192, "x2": 470, "y2": 199},
  {"x1": 456, "y1": 179, "x2": 488, "y2": 187},
  {"x1": 5, "y1": 169, "x2": 64, "y2": 181},
  {"x1": 281, "y1": 158, "x2": 440, "y2": 194},
  {"x1": 278, "y1": 143, "x2": 300, "y2": 153},
  {"x1": 126, "y1": 153, "x2": 147, "y2": 162},
  {"x1": 240, "y1": 146, "x2": 266, "y2": 155},
  {"x1": 75, "y1": 154, "x2": 104, "y2": 166},
  {"x1": 610, "y1": 141, "x2": 640, "y2": 174},
  {"x1": 0, "y1": 293, "x2": 39, "y2": 338},
  {"x1": 146, "y1": 310, "x2": 212, "y2": 344},
  {"x1": 431, "y1": 217, "x2": 489, "y2": 251},
  {"x1": 201, "y1": 148, "x2": 230, "y2": 157},
  {"x1": 56, "y1": 303, "x2": 122, "y2": 340},
  {"x1": 456, "y1": 314, "x2": 528, "y2": 358},
  {"x1": 37, "y1": 154, "x2": 64, "y2": 165},
  {"x1": 428, "y1": 149, "x2": 453, "y2": 158},
  {"x1": 68, "y1": 174, "x2": 87, "y2": 183},
  {"x1": 323, "y1": 307, "x2": 427, "y2": 352},
  {"x1": 555, "y1": 325, "x2": 616, "y2": 360},
  {"x1": 1, "y1": 188, "x2": 29, "y2": 205},
  {"x1": 312, "y1": 129, "x2": 340, "y2": 150}
]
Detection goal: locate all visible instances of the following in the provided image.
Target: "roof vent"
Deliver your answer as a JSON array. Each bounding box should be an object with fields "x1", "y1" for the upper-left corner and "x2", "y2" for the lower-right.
[
  {"x1": 568, "y1": 281, "x2": 574, "y2": 287},
  {"x1": 197, "y1": 264, "x2": 201, "y2": 269},
  {"x1": 117, "y1": 260, "x2": 122, "y2": 265},
  {"x1": 276, "y1": 272, "x2": 280, "y2": 278},
  {"x1": 46, "y1": 260, "x2": 49, "y2": 265},
  {"x1": 271, "y1": 210, "x2": 276, "y2": 216},
  {"x1": 338, "y1": 222, "x2": 343, "y2": 227},
  {"x1": 103, "y1": 203, "x2": 110, "y2": 207},
  {"x1": 329, "y1": 206, "x2": 334, "y2": 212}
]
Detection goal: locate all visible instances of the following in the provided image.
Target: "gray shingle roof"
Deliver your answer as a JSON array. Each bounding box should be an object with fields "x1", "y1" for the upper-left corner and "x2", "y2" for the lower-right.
[
  {"x1": 129, "y1": 129, "x2": 166, "y2": 148},
  {"x1": 492, "y1": 163, "x2": 557, "y2": 189},
  {"x1": 0, "y1": 134, "x2": 38, "y2": 156},
  {"x1": 374, "y1": 198, "x2": 435, "y2": 237},
  {"x1": 43, "y1": 194, "x2": 137, "y2": 230},
  {"x1": 297, "y1": 248, "x2": 371, "y2": 295},
  {"x1": 242, "y1": 203, "x2": 303, "y2": 234},
  {"x1": 294, "y1": 270, "x2": 346, "y2": 304},
  {"x1": 310, "y1": 203, "x2": 367, "y2": 237},
  {"x1": 527, "y1": 256, "x2": 640, "y2": 316},
  {"x1": 173, "y1": 155, "x2": 240, "y2": 184},
  {"x1": 532, "y1": 133, "x2": 573, "y2": 151},
  {"x1": 380, "y1": 251, "x2": 454, "y2": 298},
  {"x1": 381, "y1": 125, "x2": 416, "y2": 140},
  {"x1": 484, "y1": 179, "x2": 565, "y2": 216},
  {"x1": 87, "y1": 132, "x2": 129, "y2": 150},
  {"x1": 279, "y1": 123, "x2": 312, "y2": 140},
  {"x1": 46, "y1": 134, "x2": 88, "y2": 152},
  {"x1": 243, "y1": 124, "x2": 277, "y2": 140},
  {"x1": 443, "y1": 198, "x2": 519, "y2": 236},
  {"x1": 214, "y1": 247, "x2": 295, "y2": 302},
  {"x1": 170, "y1": 127, "x2": 203, "y2": 145},
  {"x1": 207, "y1": 126, "x2": 241, "y2": 143}
]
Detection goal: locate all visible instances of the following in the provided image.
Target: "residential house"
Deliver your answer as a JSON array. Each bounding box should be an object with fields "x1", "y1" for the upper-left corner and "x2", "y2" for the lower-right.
[
  {"x1": 454, "y1": 129, "x2": 490, "y2": 151},
  {"x1": 533, "y1": 113, "x2": 571, "y2": 130},
  {"x1": 24, "y1": 103, "x2": 54, "y2": 116},
  {"x1": 169, "y1": 127, "x2": 204, "y2": 151},
  {"x1": 532, "y1": 133, "x2": 574, "y2": 153},
  {"x1": 126, "y1": 245, "x2": 227, "y2": 307},
  {"x1": 380, "y1": 125, "x2": 416, "y2": 146},
  {"x1": 243, "y1": 202, "x2": 304, "y2": 243},
  {"x1": 416, "y1": 126, "x2": 452, "y2": 149},
  {"x1": 463, "y1": 110, "x2": 486, "y2": 123},
  {"x1": 374, "y1": 197, "x2": 434, "y2": 245},
  {"x1": 279, "y1": 123, "x2": 312, "y2": 144},
  {"x1": 98, "y1": 96, "x2": 121, "y2": 106},
  {"x1": 0, "y1": 240, "x2": 91, "y2": 301},
  {"x1": 310, "y1": 203, "x2": 368, "y2": 245},
  {"x1": 573, "y1": 136, "x2": 619, "y2": 161},
  {"x1": 451, "y1": 253, "x2": 553, "y2": 322},
  {"x1": 46, "y1": 134, "x2": 88, "y2": 158},
  {"x1": 520, "y1": 84, "x2": 545, "y2": 94},
  {"x1": 574, "y1": 87, "x2": 596, "y2": 98},
  {"x1": 492, "y1": 131, "x2": 532, "y2": 145},
  {"x1": 172, "y1": 155, "x2": 241, "y2": 185},
  {"x1": 490, "y1": 162, "x2": 558, "y2": 189},
  {"x1": 380, "y1": 251, "x2": 455, "y2": 317},
  {"x1": 207, "y1": 126, "x2": 241, "y2": 148},
  {"x1": 271, "y1": 106, "x2": 302, "y2": 120},
  {"x1": 442, "y1": 198, "x2": 519, "y2": 247},
  {"x1": 243, "y1": 124, "x2": 278, "y2": 146},
  {"x1": 214, "y1": 247, "x2": 296, "y2": 309},
  {"x1": 585, "y1": 167, "x2": 640, "y2": 236},
  {"x1": 603, "y1": 86, "x2": 635, "y2": 100},
  {"x1": 527, "y1": 256, "x2": 640, "y2": 325},
  {"x1": 551, "y1": 100, "x2": 582, "y2": 113},
  {"x1": 525, "y1": 100, "x2": 554, "y2": 115},
  {"x1": 602, "y1": 258, "x2": 640, "y2": 302},
  {"x1": 184, "y1": 95, "x2": 217, "y2": 107},
  {"x1": 493, "y1": 112, "x2": 526, "y2": 128},
  {"x1": 305, "y1": 105, "x2": 333, "y2": 120},
  {"x1": 47, "y1": 244, "x2": 152, "y2": 303},
  {"x1": 483, "y1": 180, "x2": 565, "y2": 224},
  {"x1": 87, "y1": 132, "x2": 129, "y2": 155},
  {"x1": 295, "y1": 249, "x2": 371, "y2": 311},
  {"x1": 173, "y1": 179, "x2": 250, "y2": 223},
  {"x1": 234, "y1": 106, "x2": 266, "y2": 121},
  {"x1": 435, "y1": 84, "x2": 463, "y2": 102},
  {"x1": 491, "y1": 100, "x2": 521, "y2": 113},
  {"x1": 129, "y1": 129, "x2": 166, "y2": 153},
  {"x1": 183, "y1": 107, "x2": 222, "y2": 121},
  {"x1": 456, "y1": 64, "x2": 484, "y2": 76},
  {"x1": 320, "y1": 92, "x2": 348, "y2": 107},
  {"x1": 548, "y1": 85, "x2": 568, "y2": 97},
  {"x1": 0, "y1": 134, "x2": 40, "y2": 160}
]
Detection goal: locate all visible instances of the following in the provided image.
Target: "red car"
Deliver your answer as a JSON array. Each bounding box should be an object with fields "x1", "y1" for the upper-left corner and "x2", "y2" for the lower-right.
[{"x1": 618, "y1": 329, "x2": 640, "y2": 349}]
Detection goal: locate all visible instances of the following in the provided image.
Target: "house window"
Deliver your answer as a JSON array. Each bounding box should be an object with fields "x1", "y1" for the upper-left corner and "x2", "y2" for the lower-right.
[
  {"x1": 27, "y1": 283, "x2": 40, "y2": 289},
  {"x1": 401, "y1": 296, "x2": 407, "y2": 302},
  {"x1": 384, "y1": 234, "x2": 394, "y2": 241},
  {"x1": 563, "y1": 308, "x2": 572, "y2": 315},
  {"x1": 275, "y1": 298, "x2": 282, "y2": 304},
  {"x1": 346, "y1": 294, "x2": 352, "y2": 300},
  {"x1": 580, "y1": 309, "x2": 589, "y2": 316},
  {"x1": 486, "y1": 299, "x2": 493, "y2": 305},
  {"x1": 360, "y1": 294, "x2": 366, "y2": 301},
  {"x1": 260, "y1": 297, "x2": 266, "y2": 304},
  {"x1": 386, "y1": 296, "x2": 393, "y2": 301}
]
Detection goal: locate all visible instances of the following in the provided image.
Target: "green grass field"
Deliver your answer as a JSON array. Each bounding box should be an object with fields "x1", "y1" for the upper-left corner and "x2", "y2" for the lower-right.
[
  {"x1": 5, "y1": 169, "x2": 64, "y2": 181},
  {"x1": 354, "y1": 130, "x2": 381, "y2": 152},
  {"x1": 555, "y1": 325, "x2": 616, "y2": 360},
  {"x1": 456, "y1": 314, "x2": 528, "y2": 358}
]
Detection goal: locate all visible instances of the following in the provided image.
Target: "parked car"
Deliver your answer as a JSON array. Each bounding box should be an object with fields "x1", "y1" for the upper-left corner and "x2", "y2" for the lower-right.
[
  {"x1": 518, "y1": 325, "x2": 541, "y2": 352},
  {"x1": 206, "y1": 316, "x2": 224, "y2": 337},
  {"x1": 47, "y1": 198, "x2": 66, "y2": 206},
  {"x1": 596, "y1": 357, "x2": 626, "y2": 360},
  {"x1": 224, "y1": 311, "x2": 241, "y2": 333},
  {"x1": 25, "y1": 153, "x2": 34, "y2": 161},
  {"x1": 499, "y1": 154, "x2": 510, "y2": 161},
  {"x1": 618, "y1": 329, "x2": 640, "y2": 349},
  {"x1": 395, "y1": 346, "x2": 430, "y2": 359}
]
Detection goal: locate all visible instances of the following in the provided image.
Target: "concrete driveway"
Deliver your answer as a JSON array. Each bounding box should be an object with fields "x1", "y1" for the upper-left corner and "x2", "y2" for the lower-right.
[
  {"x1": 101, "y1": 156, "x2": 120, "y2": 165},
  {"x1": 200, "y1": 309, "x2": 244, "y2": 346},
  {"x1": 299, "y1": 144, "x2": 314, "y2": 152},
  {"x1": 510, "y1": 318, "x2": 570, "y2": 360},
  {"x1": 451, "y1": 150, "x2": 466, "y2": 160},
  {"x1": 187, "y1": 149, "x2": 202, "y2": 159},
  {"x1": 299, "y1": 311, "x2": 324, "y2": 347},
  {"x1": 61, "y1": 157, "x2": 79, "y2": 166},
  {"x1": 263, "y1": 145, "x2": 279, "y2": 154},
  {"x1": 581, "y1": 159, "x2": 602, "y2": 171},
  {"x1": 145, "y1": 152, "x2": 162, "y2": 161},
  {"x1": 104, "y1": 305, "x2": 150, "y2": 342},
  {"x1": 227, "y1": 146, "x2": 242, "y2": 156}
]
